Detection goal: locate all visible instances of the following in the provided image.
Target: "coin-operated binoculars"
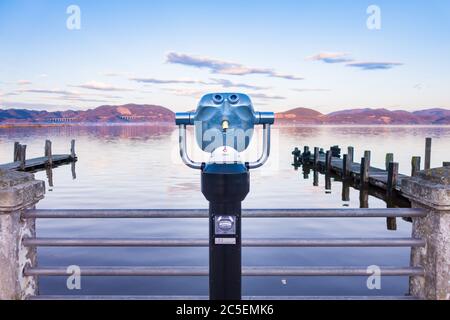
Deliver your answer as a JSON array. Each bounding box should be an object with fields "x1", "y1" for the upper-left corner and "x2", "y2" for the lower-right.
[{"x1": 176, "y1": 93, "x2": 274, "y2": 300}]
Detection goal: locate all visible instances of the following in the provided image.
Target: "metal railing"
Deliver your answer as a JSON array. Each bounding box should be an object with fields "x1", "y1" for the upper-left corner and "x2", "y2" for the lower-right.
[
  {"x1": 23, "y1": 208, "x2": 426, "y2": 219},
  {"x1": 22, "y1": 207, "x2": 427, "y2": 300}
]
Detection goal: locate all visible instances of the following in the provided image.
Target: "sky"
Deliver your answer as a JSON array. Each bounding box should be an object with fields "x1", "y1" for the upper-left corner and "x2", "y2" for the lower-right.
[{"x1": 0, "y1": 0, "x2": 449, "y2": 113}]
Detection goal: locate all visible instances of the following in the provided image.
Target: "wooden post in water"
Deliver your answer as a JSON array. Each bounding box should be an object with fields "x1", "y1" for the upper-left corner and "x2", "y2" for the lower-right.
[
  {"x1": 70, "y1": 140, "x2": 76, "y2": 159},
  {"x1": 386, "y1": 162, "x2": 399, "y2": 231},
  {"x1": 359, "y1": 187, "x2": 369, "y2": 208},
  {"x1": 325, "y1": 150, "x2": 331, "y2": 172},
  {"x1": 342, "y1": 179, "x2": 350, "y2": 202},
  {"x1": 411, "y1": 157, "x2": 421, "y2": 177},
  {"x1": 347, "y1": 146, "x2": 354, "y2": 164},
  {"x1": 45, "y1": 140, "x2": 53, "y2": 166},
  {"x1": 385, "y1": 153, "x2": 394, "y2": 171},
  {"x1": 19, "y1": 145, "x2": 27, "y2": 170},
  {"x1": 13, "y1": 142, "x2": 20, "y2": 162},
  {"x1": 314, "y1": 147, "x2": 319, "y2": 166},
  {"x1": 342, "y1": 154, "x2": 349, "y2": 178},
  {"x1": 425, "y1": 138, "x2": 432, "y2": 170},
  {"x1": 313, "y1": 170, "x2": 319, "y2": 187},
  {"x1": 387, "y1": 162, "x2": 399, "y2": 199},
  {"x1": 360, "y1": 151, "x2": 371, "y2": 187},
  {"x1": 325, "y1": 174, "x2": 331, "y2": 192}
]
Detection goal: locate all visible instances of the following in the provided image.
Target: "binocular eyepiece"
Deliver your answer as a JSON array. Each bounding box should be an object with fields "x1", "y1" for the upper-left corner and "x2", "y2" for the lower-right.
[{"x1": 175, "y1": 93, "x2": 274, "y2": 169}]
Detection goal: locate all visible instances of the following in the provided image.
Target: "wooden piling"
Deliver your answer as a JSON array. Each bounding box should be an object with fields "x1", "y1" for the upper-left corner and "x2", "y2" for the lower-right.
[
  {"x1": 343, "y1": 154, "x2": 349, "y2": 177},
  {"x1": 411, "y1": 157, "x2": 421, "y2": 177},
  {"x1": 45, "y1": 140, "x2": 53, "y2": 166},
  {"x1": 70, "y1": 140, "x2": 76, "y2": 158},
  {"x1": 425, "y1": 138, "x2": 432, "y2": 170},
  {"x1": 313, "y1": 170, "x2": 319, "y2": 187},
  {"x1": 387, "y1": 162, "x2": 399, "y2": 199},
  {"x1": 13, "y1": 142, "x2": 20, "y2": 162},
  {"x1": 19, "y1": 145, "x2": 27, "y2": 170},
  {"x1": 359, "y1": 188, "x2": 369, "y2": 208},
  {"x1": 325, "y1": 174, "x2": 331, "y2": 191},
  {"x1": 386, "y1": 217, "x2": 397, "y2": 231},
  {"x1": 360, "y1": 151, "x2": 371, "y2": 187},
  {"x1": 385, "y1": 153, "x2": 394, "y2": 171},
  {"x1": 314, "y1": 147, "x2": 319, "y2": 166},
  {"x1": 347, "y1": 147, "x2": 354, "y2": 164},
  {"x1": 342, "y1": 180, "x2": 350, "y2": 202},
  {"x1": 325, "y1": 150, "x2": 331, "y2": 172}
]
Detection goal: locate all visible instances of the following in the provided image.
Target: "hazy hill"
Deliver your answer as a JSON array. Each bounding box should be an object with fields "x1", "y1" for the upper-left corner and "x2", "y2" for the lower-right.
[
  {"x1": 276, "y1": 107, "x2": 450, "y2": 125},
  {"x1": 0, "y1": 104, "x2": 175, "y2": 124},
  {"x1": 1, "y1": 104, "x2": 449, "y2": 125}
]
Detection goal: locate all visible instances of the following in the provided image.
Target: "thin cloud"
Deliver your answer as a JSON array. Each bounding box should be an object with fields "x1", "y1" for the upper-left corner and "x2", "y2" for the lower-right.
[
  {"x1": 166, "y1": 52, "x2": 303, "y2": 80},
  {"x1": 163, "y1": 87, "x2": 206, "y2": 98},
  {"x1": 307, "y1": 52, "x2": 353, "y2": 64},
  {"x1": 210, "y1": 78, "x2": 270, "y2": 90},
  {"x1": 130, "y1": 77, "x2": 207, "y2": 85},
  {"x1": 21, "y1": 89, "x2": 79, "y2": 96},
  {"x1": 293, "y1": 88, "x2": 331, "y2": 92},
  {"x1": 72, "y1": 81, "x2": 133, "y2": 92},
  {"x1": 17, "y1": 80, "x2": 32, "y2": 85},
  {"x1": 346, "y1": 62, "x2": 403, "y2": 70},
  {"x1": 250, "y1": 93, "x2": 285, "y2": 100}
]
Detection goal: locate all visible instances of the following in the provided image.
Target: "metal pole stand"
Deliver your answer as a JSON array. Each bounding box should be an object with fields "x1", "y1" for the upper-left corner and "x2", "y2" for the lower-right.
[{"x1": 202, "y1": 163, "x2": 249, "y2": 300}]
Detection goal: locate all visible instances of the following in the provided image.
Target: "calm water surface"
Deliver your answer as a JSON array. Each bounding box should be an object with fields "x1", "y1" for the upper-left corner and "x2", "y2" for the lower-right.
[{"x1": 1, "y1": 125, "x2": 449, "y2": 297}]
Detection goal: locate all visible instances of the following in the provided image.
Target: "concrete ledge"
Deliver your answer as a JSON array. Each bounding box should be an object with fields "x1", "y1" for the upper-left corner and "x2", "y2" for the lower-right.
[
  {"x1": 401, "y1": 167, "x2": 450, "y2": 210},
  {"x1": 0, "y1": 170, "x2": 45, "y2": 213}
]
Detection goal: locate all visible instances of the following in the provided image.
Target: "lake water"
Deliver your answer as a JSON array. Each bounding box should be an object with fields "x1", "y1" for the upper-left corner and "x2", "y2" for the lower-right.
[{"x1": 1, "y1": 125, "x2": 449, "y2": 297}]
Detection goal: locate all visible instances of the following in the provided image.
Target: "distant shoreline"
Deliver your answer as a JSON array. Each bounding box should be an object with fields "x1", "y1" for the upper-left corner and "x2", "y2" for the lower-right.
[{"x1": 1, "y1": 122, "x2": 450, "y2": 129}]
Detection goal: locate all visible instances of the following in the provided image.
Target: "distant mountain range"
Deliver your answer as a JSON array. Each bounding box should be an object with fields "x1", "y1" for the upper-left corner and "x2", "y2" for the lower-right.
[
  {"x1": 276, "y1": 107, "x2": 450, "y2": 125},
  {"x1": 1, "y1": 104, "x2": 450, "y2": 125}
]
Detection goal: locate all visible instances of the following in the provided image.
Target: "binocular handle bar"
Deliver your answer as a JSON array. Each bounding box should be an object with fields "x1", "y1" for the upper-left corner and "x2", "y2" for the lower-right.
[
  {"x1": 247, "y1": 124, "x2": 271, "y2": 169},
  {"x1": 178, "y1": 124, "x2": 272, "y2": 170},
  {"x1": 178, "y1": 125, "x2": 203, "y2": 170}
]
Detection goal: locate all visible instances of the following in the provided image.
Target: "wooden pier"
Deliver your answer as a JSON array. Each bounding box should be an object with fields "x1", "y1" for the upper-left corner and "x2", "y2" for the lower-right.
[
  {"x1": 0, "y1": 140, "x2": 77, "y2": 172},
  {"x1": 293, "y1": 138, "x2": 439, "y2": 198}
]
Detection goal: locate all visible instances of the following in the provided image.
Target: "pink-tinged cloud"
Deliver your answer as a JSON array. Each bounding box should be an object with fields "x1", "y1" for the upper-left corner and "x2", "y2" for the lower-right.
[
  {"x1": 166, "y1": 52, "x2": 303, "y2": 80},
  {"x1": 307, "y1": 52, "x2": 353, "y2": 63},
  {"x1": 346, "y1": 62, "x2": 404, "y2": 70}
]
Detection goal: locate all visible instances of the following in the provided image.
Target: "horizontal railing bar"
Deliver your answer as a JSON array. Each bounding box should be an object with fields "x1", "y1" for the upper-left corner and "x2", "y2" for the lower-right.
[
  {"x1": 23, "y1": 208, "x2": 426, "y2": 219},
  {"x1": 30, "y1": 295, "x2": 420, "y2": 301},
  {"x1": 24, "y1": 266, "x2": 424, "y2": 277},
  {"x1": 23, "y1": 237, "x2": 426, "y2": 248},
  {"x1": 29, "y1": 295, "x2": 209, "y2": 300}
]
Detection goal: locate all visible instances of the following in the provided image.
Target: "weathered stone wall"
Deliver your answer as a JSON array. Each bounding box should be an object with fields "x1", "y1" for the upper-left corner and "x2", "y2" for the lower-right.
[
  {"x1": 0, "y1": 170, "x2": 45, "y2": 300},
  {"x1": 402, "y1": 166, "x2": 450, "y2": 300}
]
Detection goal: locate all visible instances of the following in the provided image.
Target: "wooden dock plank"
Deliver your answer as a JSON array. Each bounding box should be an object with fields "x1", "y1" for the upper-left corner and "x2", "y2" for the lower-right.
[
  {"x1": 306, "y1": 154, "x2": 408, "y2": 191},
  {"x1": 0, "y1": 154, "x2": 75, "y2": 171}
]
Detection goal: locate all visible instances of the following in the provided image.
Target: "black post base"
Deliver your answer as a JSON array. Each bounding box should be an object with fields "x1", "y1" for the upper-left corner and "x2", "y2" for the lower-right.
[{"x1": 201, "y1": 163, "x2": 249, "y2": 301}]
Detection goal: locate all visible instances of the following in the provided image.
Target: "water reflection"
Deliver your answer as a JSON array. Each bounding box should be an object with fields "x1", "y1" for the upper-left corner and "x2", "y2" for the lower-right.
[{"x1": 0, "y1": 124, "x2": 449, "y2": 296}]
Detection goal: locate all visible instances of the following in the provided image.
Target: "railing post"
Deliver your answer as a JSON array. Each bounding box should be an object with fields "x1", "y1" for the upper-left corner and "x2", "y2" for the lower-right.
[
  {"x1": 0, "y1": 170, "x2": 45, "y2": 300},
  {"x1": 402, "y1": 166, "x2": 450, "y2": 300}
]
